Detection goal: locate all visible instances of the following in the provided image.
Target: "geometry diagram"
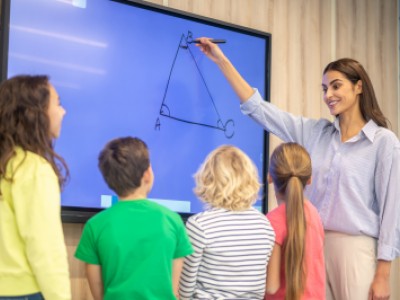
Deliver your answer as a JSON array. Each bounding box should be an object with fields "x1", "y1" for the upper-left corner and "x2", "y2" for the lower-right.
[{"x1": 155, "y1": 31, "x2": 234, "y2": 138}]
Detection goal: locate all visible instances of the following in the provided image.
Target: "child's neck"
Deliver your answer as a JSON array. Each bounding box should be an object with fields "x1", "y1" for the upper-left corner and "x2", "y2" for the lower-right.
[{"x1": 119, "y1": 185, "x2": 148, "y2": 201}]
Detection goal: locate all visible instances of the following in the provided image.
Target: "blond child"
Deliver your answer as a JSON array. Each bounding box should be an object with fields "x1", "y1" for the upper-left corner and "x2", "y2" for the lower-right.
[{"x1": 179, "y1": 145, "x2": 275, "y2": 300}]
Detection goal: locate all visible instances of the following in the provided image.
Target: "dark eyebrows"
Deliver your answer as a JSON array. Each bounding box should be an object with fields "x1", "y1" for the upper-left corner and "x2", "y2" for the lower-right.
[
  {"x1": 322, "y1": 78, "x2": 342, "y2": 88},
  {"x1": 330, "y1": 79, "x2": 342, "y2": 85}
]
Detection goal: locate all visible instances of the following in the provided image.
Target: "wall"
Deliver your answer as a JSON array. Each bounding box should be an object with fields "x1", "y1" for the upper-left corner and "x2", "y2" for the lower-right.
[{"x1": 61, "y1": 0, "x2": 396, "y2": 298}]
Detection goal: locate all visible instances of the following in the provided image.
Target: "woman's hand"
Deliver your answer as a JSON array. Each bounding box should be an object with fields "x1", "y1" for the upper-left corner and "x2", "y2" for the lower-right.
[
  {"x1": 368, "y1": 260, "x2": 391, "y2": 300},
  {"x1": 195, "y1": 37, "x2": 227, "y2": 64},
  {"x1": 195, "y1": 36, "x2": 254, "y2": 102},
  {"x1": 368, "y1": 275, "x2": 390, "y2": 300}
]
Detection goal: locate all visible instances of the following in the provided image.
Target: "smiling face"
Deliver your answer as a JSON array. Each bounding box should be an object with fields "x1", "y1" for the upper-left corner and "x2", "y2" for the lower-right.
[{"x1": 322, "y1": 70, "x2": 362, "y2": 117}]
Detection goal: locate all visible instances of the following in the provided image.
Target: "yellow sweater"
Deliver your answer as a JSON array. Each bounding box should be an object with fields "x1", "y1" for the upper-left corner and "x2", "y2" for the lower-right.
[{"x1": 0, "y1": 148, "x2": 71, "y2": 299}]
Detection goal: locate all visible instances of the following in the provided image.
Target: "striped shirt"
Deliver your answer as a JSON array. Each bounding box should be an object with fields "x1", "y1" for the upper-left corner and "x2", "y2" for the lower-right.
[
  {"x1": 241, "y1": 89, "x2": 400, "y2": 260},
  {"x1": 179, "y1": 208, "x2": 275, "y2": 300}
]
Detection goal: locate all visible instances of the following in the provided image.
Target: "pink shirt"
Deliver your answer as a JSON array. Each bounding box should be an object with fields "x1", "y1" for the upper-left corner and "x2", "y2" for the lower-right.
[{"x1": 266, "y1": 200, "x2": 325, "y2": 300}]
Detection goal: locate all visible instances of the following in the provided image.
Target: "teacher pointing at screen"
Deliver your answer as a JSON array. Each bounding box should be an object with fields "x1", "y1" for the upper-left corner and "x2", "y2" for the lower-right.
[{"x1": 195, "y1": 37, "x2": 400, "y2": 300}]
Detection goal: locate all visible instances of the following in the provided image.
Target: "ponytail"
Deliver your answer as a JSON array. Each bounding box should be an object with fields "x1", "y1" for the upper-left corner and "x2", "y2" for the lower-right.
[
  {"x1": 284, "y1": 177, "x2": 306, "y2": 300},
  {"x1": 269, "y1": 143, "x2": 311, "y2": 300}
]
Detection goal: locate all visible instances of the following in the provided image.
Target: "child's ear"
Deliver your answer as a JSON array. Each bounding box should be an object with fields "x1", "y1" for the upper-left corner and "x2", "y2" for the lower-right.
[
  {"x1": 306, "y1": 176, "x2": 312, "y2": 186},
  {"x1": 142, "y1": 166, "x2": 152, "y2": 183},
  {"x1": 267, "y1": 173, "x2": 273, "y2": 184}
]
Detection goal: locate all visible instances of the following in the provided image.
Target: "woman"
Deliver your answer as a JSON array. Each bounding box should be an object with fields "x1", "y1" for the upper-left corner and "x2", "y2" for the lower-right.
[
  {"x1": 0, "y1": 75, "x2": 71, "y2": 300},
  {"x1": 196, "y1": 38, "x2": 399, "y2": 300}
]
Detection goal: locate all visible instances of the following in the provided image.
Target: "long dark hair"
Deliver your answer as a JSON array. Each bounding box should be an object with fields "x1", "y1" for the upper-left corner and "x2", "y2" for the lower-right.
[
  {"x1": 269, "y1": 143, "x2": 312, "y2": 300},
  {"x1": 0, "y1": 75, "x2": 69, "y2": 188},
  {"x1": 323, "y1": 58, "x2": 388, "y2": 128}
]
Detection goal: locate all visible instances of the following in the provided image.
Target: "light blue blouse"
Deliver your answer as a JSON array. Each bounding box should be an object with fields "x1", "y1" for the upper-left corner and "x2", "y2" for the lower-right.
[{"x1": 241, "y1": 89, "x2": 400, "y2": 261}]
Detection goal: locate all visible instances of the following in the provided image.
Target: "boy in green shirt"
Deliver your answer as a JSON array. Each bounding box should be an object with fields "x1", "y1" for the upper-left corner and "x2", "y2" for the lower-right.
[{"x1": 75, "y1": 137, "x2": 193, "y2": 300}]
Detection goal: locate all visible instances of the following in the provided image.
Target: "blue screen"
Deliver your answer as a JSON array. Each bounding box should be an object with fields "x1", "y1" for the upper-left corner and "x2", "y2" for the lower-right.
[{"x1": 7, "y1": 0, "x2": 269, "y2": 214}]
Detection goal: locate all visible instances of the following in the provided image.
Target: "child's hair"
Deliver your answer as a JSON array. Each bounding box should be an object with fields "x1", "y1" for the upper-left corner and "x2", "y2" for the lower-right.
[
  {"x1": 0, "y1": 75, "x2": 69, "y2": 188},
  {"x1": 98, "y1": 136, "x2": 150, "y2": 198},
  {"x1": 194, "y1": 145, "x2": 261, "y2": 211},
  {"x1": 269, "y1": 142, "x2": 312, "y2": 300}
]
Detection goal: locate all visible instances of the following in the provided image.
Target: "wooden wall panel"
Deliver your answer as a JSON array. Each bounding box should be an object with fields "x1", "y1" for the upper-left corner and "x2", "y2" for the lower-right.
[
  {"x1": 64, "y1": 224, "x2": 94, "y2": 300},
  {"x1": 336, "y1": 0, "x2": 399, "y2": 133},
  {"x1": 302, "y1": 0, "x2": 324, "y2": 119},
  {"x1": 63, "y1": 0, "x2": 399, "y2": 299},
  {"x1": 380, "y1": 0, "x2": 398, "y2": 132}
]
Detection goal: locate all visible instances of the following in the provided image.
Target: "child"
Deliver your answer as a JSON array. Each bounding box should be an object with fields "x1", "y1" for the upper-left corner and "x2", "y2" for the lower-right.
[
  {"x1": 0, "y1": 75, "x2": 71, "y2": 300},
  {"x1": 179, "y1": 145, "x2": 276, "y2": 300},
  {"x1": 75, "y1": 136, "x2": 193, "y2": 300},
  {"x1": 265, "y1": 142, "x2": 325, "y2": 300}
]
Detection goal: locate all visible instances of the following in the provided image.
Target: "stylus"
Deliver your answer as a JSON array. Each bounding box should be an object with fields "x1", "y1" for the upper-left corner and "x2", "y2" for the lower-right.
[{"x1": 190, "y1": 39, "x2": 226, "y2": 44}]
